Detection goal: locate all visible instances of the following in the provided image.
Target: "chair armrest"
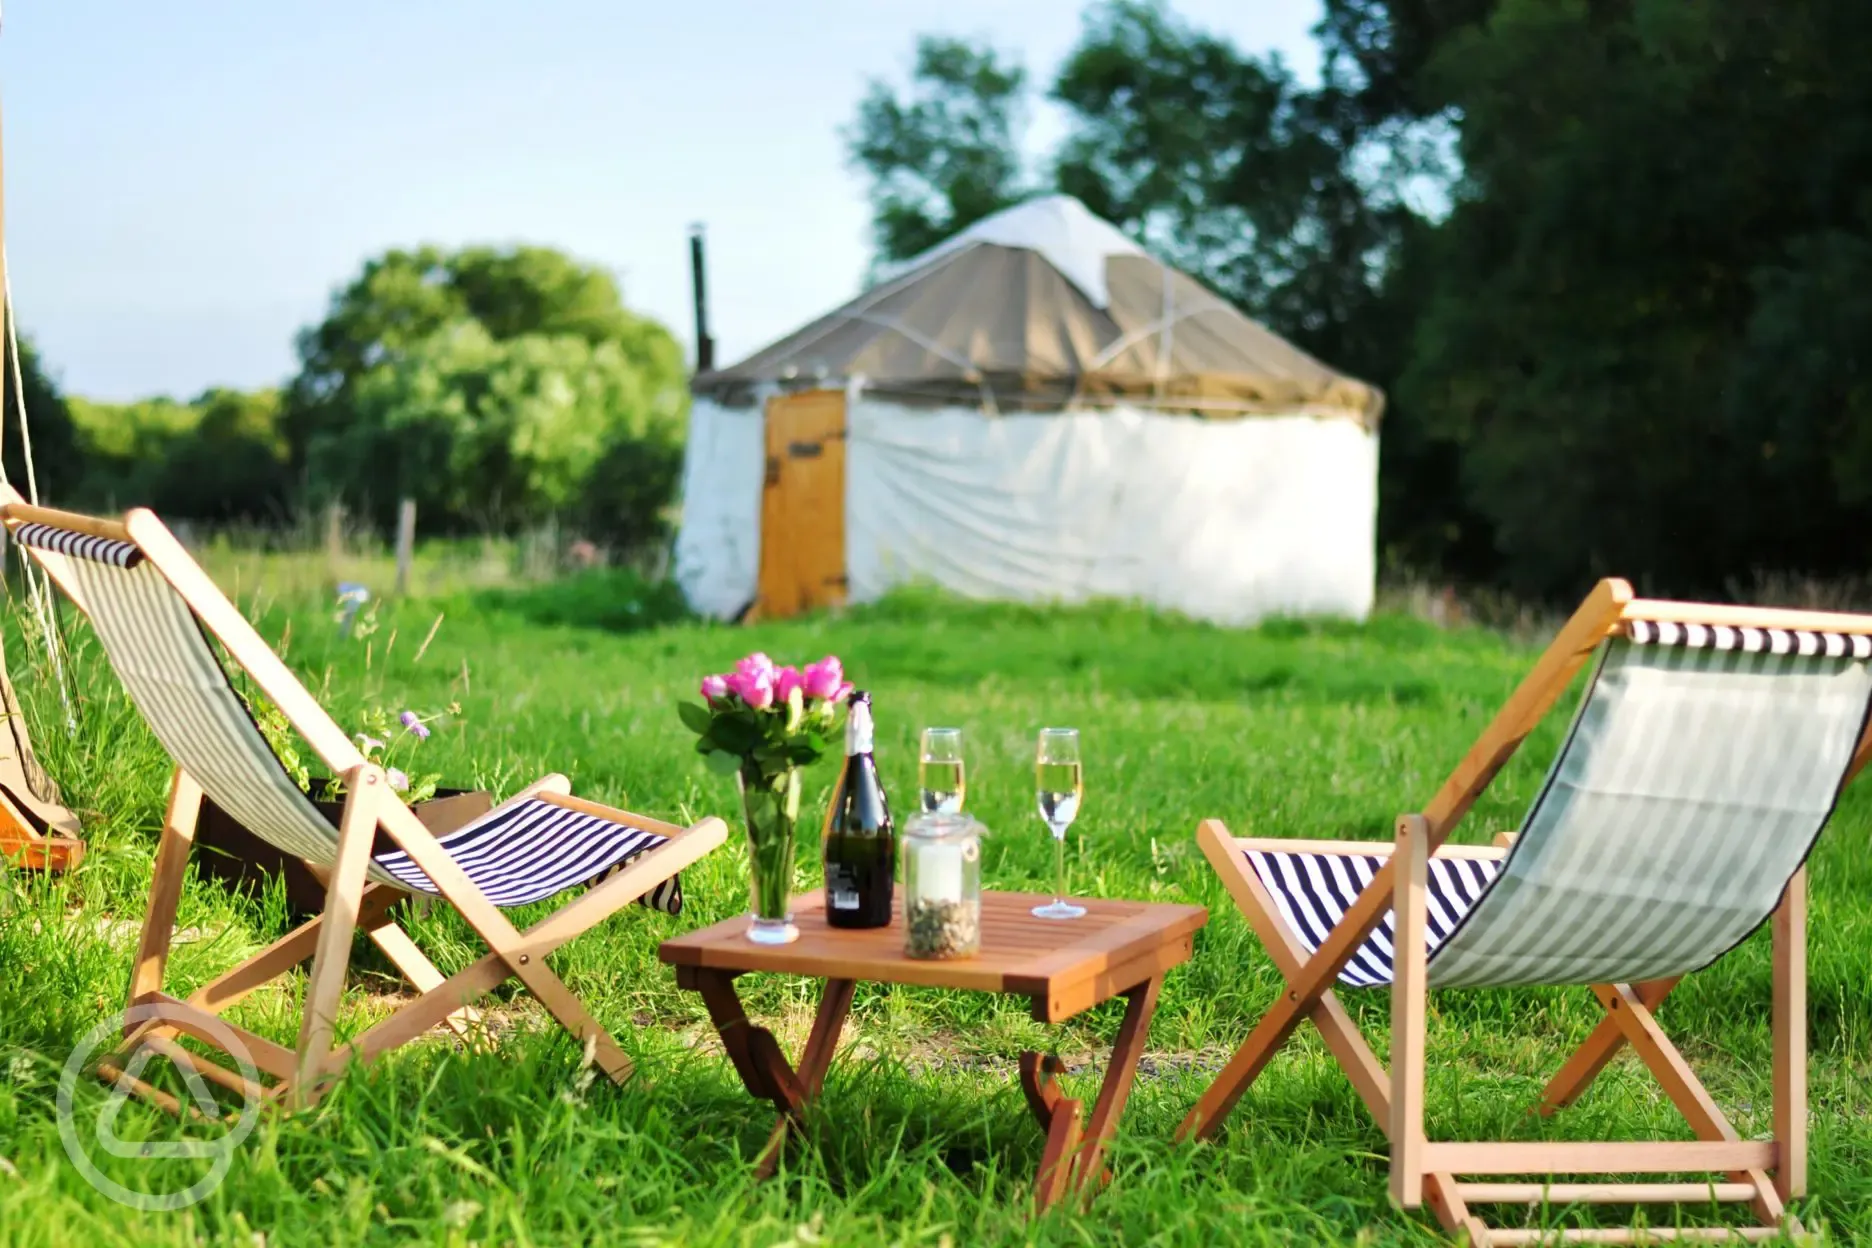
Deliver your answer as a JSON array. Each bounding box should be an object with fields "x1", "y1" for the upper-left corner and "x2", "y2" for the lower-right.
[
  {"x1": 536, "y1": 788, "x2": 694, "y2": 840},
  {"x1": 1229, "y1": 835, "x2": 1506, "y2": 862}
]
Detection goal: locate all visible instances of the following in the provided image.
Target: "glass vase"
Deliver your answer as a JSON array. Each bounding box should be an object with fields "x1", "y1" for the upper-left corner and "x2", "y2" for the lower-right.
[{"x1": 736, "y1": 764, "x2": 801, "y2": 945}]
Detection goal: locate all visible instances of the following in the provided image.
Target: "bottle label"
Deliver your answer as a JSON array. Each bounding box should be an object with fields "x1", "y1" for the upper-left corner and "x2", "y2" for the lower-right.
[{"x1": 827, "y1": 864, "x2": 860, "y2": 911}]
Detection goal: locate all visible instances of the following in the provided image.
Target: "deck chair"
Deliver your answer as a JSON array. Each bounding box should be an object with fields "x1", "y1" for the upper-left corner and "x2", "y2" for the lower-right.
[
  {"x1": 0, "y1": 661, "x2": 84, "y2": 871},
  {"x1": 1180, "y1": 578, "x2": 1872, "y2": 1246},
  {"x1": 1, "y1": 492, "x2": 727, "y2": 1109},
  {"x1": 0, "y1": 616, "x2": 85, "y2": 872}
]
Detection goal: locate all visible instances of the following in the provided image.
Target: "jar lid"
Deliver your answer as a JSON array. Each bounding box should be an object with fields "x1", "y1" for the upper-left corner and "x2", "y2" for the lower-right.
[{"x1": 904, "y1": 810, "x2": 984, "y2": 841}]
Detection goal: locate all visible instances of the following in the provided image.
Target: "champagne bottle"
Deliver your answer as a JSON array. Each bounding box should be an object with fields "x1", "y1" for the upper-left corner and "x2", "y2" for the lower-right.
[{"x1": 823, "y1": 690, "x2": 895, "y2": 929}]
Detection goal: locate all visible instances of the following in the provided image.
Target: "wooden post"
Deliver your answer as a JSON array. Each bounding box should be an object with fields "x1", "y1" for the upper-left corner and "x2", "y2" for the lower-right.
[
  {"x1": 324, "y1": 501, "x2": 344, "y2": 579},
  {"x1": 1390, "y1": 813, "x2": 1429, "y2": 1209},
  {"x1": 394, "y1": 499, "x2": 416, "y2": 596}
]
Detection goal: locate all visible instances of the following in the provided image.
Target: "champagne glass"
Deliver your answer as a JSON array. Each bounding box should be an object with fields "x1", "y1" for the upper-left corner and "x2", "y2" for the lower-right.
[
  {"x1": 919, "y1": 727, "x2": 966, "y2": 814},
  {"x1": 1031, "y1": 728, "x2": 1087, "y2": 920}
]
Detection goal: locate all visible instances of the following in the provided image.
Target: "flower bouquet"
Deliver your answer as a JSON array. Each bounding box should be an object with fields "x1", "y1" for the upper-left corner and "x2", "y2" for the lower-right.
[{"x1": 679, "y1": 653, "x2": 852, "y2": 944}]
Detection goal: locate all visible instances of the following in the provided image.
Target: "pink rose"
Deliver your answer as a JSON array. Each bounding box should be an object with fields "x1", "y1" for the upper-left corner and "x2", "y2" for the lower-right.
[
  {"x1": 725, "y1": 667, "x2": 775, "y2": 710},
  {"x1": 801, "y1": 656, "x2": 844, "y2": 701},
  {"x1": 774, "y1": 665, "x2": 804, "y2": 703},
  {"x1": 699, "y1": 674, "x2": 729, "y2": 703},
  {"x1": 736, "y1": 652, "x2": 776, "y2": 679}
]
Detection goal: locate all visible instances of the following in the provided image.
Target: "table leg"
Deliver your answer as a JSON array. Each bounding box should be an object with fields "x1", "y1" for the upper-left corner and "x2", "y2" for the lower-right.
[
  {"x1": 1034, "y1": 1094, "x2": 1084, "y2": 1213},
  {"x1": 1020, "y1": 975, "x2": 1163, "y2": 1212},
  {"x1": 693, "y1": 969, "x2": 775, "y2": 1102},
  {"x1": 1072, "y1": 975, "x2": 1161, "y2": 1197},
  {"x1": 1019, "y1": 1051, "x2": 1068, "y2": 1127},
  {"x1": 750, "y1": 978, "x2": 856, "y2": 1179}
]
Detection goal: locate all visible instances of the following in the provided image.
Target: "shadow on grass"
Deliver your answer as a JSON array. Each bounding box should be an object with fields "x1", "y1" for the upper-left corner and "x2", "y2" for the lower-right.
[{"x1": 463, "y1": 569, "x2": 694, "y2": 634}]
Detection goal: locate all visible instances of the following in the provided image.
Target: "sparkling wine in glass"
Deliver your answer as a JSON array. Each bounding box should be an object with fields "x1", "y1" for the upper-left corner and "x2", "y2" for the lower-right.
[
  {"x1": 1031, "y1": 727, "x2": 1086, "y2": 920},
  {"x1": 919, "y1": 727, "x2": 967, "y2": 814}
]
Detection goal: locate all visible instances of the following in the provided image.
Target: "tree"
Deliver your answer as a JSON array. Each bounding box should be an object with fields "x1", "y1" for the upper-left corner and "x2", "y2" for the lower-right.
[
  {"x1": 68, "y1": 388, "x2": 289, "y2": 518},
  {"x1": 1314, "y1": 0, "x2": 1499, "y2": 125},
  {"x1": 286, "y1": 244, "x2": 689, "y2": 539},
  {"x1": 846, "y1": 36, "x2": 1031, "y2": 264},
  {"x1": 307, "y1": 321, "x2": 687, "y2": 532},
  {"x1": 1396, "y1": 0, "x2": 1872, "y2": 595},
  {"x1": 151, "y1": 389, "x2": 292, "y2": 521},
  {"x1": 0, "y1": 336, "x2": 80, "y2": 503}
]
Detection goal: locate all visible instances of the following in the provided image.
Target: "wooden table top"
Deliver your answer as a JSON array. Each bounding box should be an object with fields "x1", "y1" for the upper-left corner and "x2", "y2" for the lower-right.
[{"x1": 659, "y1": 890, "x2": 1207, "y2": 1023}]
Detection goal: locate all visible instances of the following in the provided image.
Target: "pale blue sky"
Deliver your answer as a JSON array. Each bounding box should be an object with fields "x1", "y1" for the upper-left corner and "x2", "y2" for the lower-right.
[{"x1": 1, "y1": 0, "x2": 1321, "y2": 401}]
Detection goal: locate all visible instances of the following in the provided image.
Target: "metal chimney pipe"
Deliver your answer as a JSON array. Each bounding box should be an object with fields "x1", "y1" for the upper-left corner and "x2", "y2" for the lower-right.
[{"x1": 689, "y1": 223, "x2": 714, "y2": 373}]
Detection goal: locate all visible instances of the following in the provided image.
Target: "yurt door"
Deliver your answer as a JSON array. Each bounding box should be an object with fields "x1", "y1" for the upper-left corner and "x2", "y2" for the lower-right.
[{"x1": 756, "y1": 389, "x2": 847, "y2": 619}]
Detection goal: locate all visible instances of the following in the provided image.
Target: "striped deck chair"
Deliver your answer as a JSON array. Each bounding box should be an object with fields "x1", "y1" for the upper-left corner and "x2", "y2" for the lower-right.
[
  {"x1": 1, "y1": 492, "x2": 727, "y2": 1110},
  {"x1": 1180, "y1": 579, "x2": 1872, "y2": 1246}
]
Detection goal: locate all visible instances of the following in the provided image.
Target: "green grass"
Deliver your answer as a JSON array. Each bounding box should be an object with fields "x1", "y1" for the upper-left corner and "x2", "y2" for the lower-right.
[{"x1": 3, "y1": 571, "x2": 1871, "y2": 1245}]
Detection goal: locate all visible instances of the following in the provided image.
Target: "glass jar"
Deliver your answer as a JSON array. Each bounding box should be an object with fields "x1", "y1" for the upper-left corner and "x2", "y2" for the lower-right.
[{"x1": 902, "y1": 811, "x2": 983, "y2": 959}]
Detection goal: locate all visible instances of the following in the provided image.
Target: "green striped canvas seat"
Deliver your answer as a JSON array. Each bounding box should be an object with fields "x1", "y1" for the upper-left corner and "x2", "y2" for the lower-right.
[{"x1": 1249, "y1": 619, "x2": 1872, "y2": 989}]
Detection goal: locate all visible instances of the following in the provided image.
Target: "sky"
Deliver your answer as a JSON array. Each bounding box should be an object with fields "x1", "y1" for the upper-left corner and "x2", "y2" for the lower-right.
[{"x1": 0, "y1": 0, "x2": 1323, "y2": 402}]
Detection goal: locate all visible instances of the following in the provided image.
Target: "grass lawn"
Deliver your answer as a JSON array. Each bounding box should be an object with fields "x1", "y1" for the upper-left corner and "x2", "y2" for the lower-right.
[{"x1": 3, "y1": 571, "x2": 1870, "y2": 1245}]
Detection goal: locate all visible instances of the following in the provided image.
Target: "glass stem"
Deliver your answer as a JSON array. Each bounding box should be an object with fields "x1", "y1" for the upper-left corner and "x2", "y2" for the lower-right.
[{"x1": 1053, "y1": 827, "x2": 1068, "y2": 903}]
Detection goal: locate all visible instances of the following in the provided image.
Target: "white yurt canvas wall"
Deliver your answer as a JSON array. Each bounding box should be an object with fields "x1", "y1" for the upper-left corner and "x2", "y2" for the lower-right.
[
  {"x1": 675, "y1": 195, "x2": 1382, "y2": 625},
  {"x1": 676, "y1": 394, "x2": 1376, "y2": 624}
]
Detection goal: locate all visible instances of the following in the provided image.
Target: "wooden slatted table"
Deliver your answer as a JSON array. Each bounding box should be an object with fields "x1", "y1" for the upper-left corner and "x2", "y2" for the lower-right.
[{"x1": 659, "y1": 889, "x2": 1207, "y2": 1212}]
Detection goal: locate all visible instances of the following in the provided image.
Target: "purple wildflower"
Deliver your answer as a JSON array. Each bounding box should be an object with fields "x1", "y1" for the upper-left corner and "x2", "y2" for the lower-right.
[
  {"x1": 386, "y1": 768, "x2": 410, "y2": 792},
  {"x1": 399, "y1": 710, "x2": 431, "y2": 741}
]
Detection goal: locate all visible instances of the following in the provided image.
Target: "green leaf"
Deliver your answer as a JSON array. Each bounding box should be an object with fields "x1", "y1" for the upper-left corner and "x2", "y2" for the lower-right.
[
  {"x1": 711, "y1": 717, "x2": 760, "y2": 754},
  {"x1": 704, "y1": 750, "x2": 742, "y2": 777},
  {"x1": 677, "y1": 701, "x2": 714, "y2": 734}
]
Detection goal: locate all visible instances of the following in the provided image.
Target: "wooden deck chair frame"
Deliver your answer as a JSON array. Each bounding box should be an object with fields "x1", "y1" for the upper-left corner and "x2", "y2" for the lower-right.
[
  {"x1": 0, "y1": 625, "x2": 85, "y2": 872},
  {"x1": 0, "y1": 493, "x2": 728, "y2": 1111},
  {"x1": 1179, "y1": 578, "x2": 1872, "y2": 1246}
]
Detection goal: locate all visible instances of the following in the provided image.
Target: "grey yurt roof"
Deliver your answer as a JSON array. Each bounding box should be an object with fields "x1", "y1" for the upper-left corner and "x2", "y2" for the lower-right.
[{"x1": 693, "y1": 195, "x2": 1383, "y2": 424}]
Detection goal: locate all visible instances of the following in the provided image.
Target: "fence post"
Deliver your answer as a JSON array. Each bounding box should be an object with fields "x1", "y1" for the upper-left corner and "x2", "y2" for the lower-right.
[
  {"x1": 394, "y1": 498, "x2": 416, "y2": 596},
  {"x1": 324, "y1": 502, "x2": 344, "y2": 583}
]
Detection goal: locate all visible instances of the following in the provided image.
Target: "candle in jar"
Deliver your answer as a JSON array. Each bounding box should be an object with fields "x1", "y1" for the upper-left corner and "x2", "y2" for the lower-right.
[{"x1": 912, "y1": 840, "x2": 964, "y2": 904}]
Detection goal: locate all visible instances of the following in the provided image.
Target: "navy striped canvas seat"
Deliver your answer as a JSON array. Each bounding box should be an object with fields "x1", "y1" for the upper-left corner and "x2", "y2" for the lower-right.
[
  {"x1": 1249, "y1": 618, "x2": 1872, "y2": 990},
  {"x1": 11, "y1": 521, "x2": 682, "y2": 914},
  {"x1": 1247, "y1": 850, "x2": 1498, "y2": 988},
  {"x1": 374, "y1": 797, "x2": 680, "y2": 910}
]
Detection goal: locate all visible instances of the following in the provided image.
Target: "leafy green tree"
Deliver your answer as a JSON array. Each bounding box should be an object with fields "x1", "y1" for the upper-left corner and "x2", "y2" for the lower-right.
[
  {"x1": 69, "y1": 388, "x2": 288, "y2": 518},
  {"x1": 1313, "y1": 0, "x2": 1498, "y2": 125},
  {"x1": 308, "y1": 321, "x2": 686, "y2": 531},
  {"x1": 152, "y1": 389, "x2": 292, "y2": 521},
  {"x1": 286, "y1": 244, "x2": 689, "y2": 541},
  {"x1": 0, "y1": 336, "x2": 80, "y2": 503},
  {"x1": 846, "y1": 36, "x2": 1031, "y2": 263},
  {"x1": 577, "y1": 433, "x2": 685, "y2": 554},
  {"x1": 68, "y1": 394, "x2": 197, "y2": 508},
  {"x1": 1395, "y1": 0, "x2": 1872, "y2": 594}
]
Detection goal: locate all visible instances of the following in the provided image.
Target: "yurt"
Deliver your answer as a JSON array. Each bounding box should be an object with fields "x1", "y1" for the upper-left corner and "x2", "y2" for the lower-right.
[{"x1": 673, "y1": 195, "x2": 1383, "y2": 624}]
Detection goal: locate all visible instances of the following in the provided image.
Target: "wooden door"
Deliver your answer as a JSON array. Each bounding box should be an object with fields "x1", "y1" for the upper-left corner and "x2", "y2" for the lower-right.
[{"x1": 756, "y1": 389, "x2": 847, "y2": 619}]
